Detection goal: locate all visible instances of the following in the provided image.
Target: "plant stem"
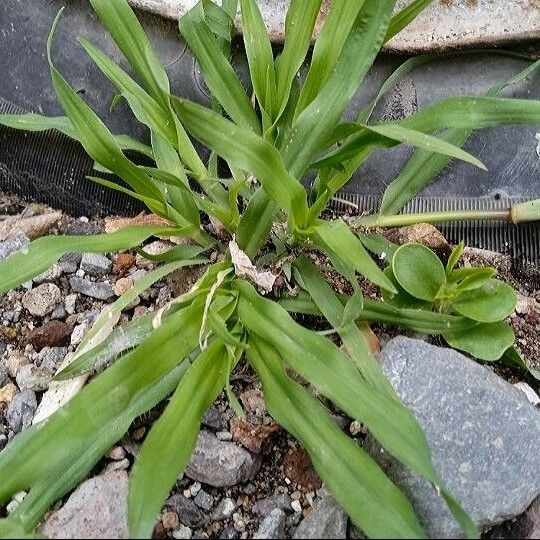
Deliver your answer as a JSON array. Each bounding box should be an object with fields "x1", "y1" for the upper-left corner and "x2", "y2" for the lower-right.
[{"x1": 354, "y1": 198, "x2": 540, "y2": 229}]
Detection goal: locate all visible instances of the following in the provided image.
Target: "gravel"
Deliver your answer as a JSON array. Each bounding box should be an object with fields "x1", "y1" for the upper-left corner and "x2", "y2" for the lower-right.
[
  {"x1": 0, "y1": 232, "x2": 30, "y2": 262},
  {"x1": 252, "y1": 494, "x2": 292, "y2": 518},
  {"x1": 292, "y1": 490, "x2": 347, "y2": 539},
  {"x1": 166, "y1": 494, "x2": 208, "y2": 529}
]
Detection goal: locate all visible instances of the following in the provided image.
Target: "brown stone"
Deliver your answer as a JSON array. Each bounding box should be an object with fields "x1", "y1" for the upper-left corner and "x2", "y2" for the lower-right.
[
  {"x1": 283, "y1": 448, "x2": 322, "y2": 490},
  {"x1": 230, "y1": 418, "x2": 280, "y2": 454},
  {"x1": 112, "y1": 253, "x2": 136, "y2": 276},
  {"x1": 24, "y1": 321, "x2": 72, "y2": 351},
  {"x1": 161, "y1": 510, "x2": 180, "y2": 530},
  {"x1": 385, "y1": 223, "x2": 450, "y2": 254},
  {"x1": 0, "y1": 325, "x2": 17, "y2": 341},
  {"x1": 0, "y1": 383, "x2": 17, "y2": 404}
]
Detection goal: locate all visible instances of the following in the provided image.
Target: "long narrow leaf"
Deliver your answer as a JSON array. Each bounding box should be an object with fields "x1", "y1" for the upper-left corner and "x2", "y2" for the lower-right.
[
  {"x1": 0, "y1": 225, "x2": 169, "y2": 293},
  {"x1": 236, "y1": 187, "x2": 277, "y2": 258},
  {"x1": 384, "y1": 0, "x2": 434, "y2": 42},
  {"x1": 236, "y1": 280, "x2": 478, "y2": 538},
  {"x1": 381, "y1": 58, "x2": 540, "y2": 214},
  {"x1": 0, "y1": 113, "x2": 154, "y2": 158},
  {"x1": 280, "y1": 0, "x2": 397, "y2": 177},
  {"x1": 274, "y1": 0, "x2": 323, "y2": 121},
  {"x1": 47, "y1": 12, "x2": 166, "y2": 212},
  {"x1": 4, "y1": 362, "x2": 189, "y2": 534},
  {"x1": 240, "y1": 0, "x2": 276, "y2": 119},
  {"x1": 313, "y1": 122, "x2": 486, "y2": 171},
  {"x1": 0, "y1": 300, "x2": 203, "y2": 506},
  {"x1": 172, "y1": 97, "x2": 308, "y2": 226},
  {"x1": 294, "y1": 0, "x2": 367, "y2": 116},
  {"x1": 180, "y1": 1, "x2": 260, "y2": 133},
  {"x1": 248, "y1": 337, "x2": 426, "y2": 538},
  {"x1": 89, "y1": 0, "x2": 207, "y2": 179},
  {"x1": 314, "y1": 219, "x2": 397, "y2": 293},
  {"x1": 129, "y1": 341, "x2": 228, "y2": 537}
]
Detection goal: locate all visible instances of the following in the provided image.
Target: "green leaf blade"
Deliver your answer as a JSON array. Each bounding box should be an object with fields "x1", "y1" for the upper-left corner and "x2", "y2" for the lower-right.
[
  {"x1": 129, "y1": 341, "x2": 228, "y2": 537},
  {"x1": 392, "y1": 243, "x2": 447, "y2": 301}
]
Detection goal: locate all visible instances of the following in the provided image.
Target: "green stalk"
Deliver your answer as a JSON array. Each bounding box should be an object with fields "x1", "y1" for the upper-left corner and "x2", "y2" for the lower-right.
[{"x1": 354, "y1": 199, "x2": 540, "y2": 229}]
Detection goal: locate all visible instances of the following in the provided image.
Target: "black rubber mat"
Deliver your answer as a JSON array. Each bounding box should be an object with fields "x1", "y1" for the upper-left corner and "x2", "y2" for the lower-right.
[{"x1": 1, "y1": 0, "x2": 540, "y2": 260}]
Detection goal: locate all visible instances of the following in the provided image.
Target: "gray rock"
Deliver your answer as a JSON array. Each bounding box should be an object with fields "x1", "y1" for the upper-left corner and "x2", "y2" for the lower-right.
[
  {"x1": 69, "y1": 276, "x2": 114, "y2": 301},
  {"x1": 64, "y1": 294, "x2": 77, "y2": 315},
  {"x1": 15, "y1": 364, "x2": 51, "y2": 391},
  {"x1": 193, "y1": 489, "x2": 214, "y2": 511},
  {"x1": 6, "y1": 389, "x2": 37, "y2": 432},
  {"x1": 0, "y1": 232, "x2": 30, "y2": 262},
  {"x1": 186, "y1": 430, "x2": 261, "y2": 487},
  {"x1": 41, "y1": 470, "x2": 128, "y2": 539},
  {"x1": 292, "y1": 491, "x2": 347, "y2": 539},
  {"x1": 166, "y1": 494, "x2": 208, "y2": 528},
  {"x1": 58, "y1": 253, "x2": 81, "y2": 274},
  {"x1": 366, "y1": 337, "x2": 540, "y2": 538},
  {"x1": 80, "y1": 253, "x2": 112, "y2": 277},
  {"x1": 40, "y1": 347, "x2": 68, "y2": 372},
  {"x1": 254, "y1": 509, "x2": 287, "y2": 539},
  {"x1": 50, "y1": 305, "x2": 66, "y2": 320},
  {"x1": 213, "y1": 497, "x2": 237, "y2": 520},
  {"x1": 0, "y1": 363, "x2": 8, "y2": 387},
  {"x1": 202, "y1": 405, "x2": 223, "y2": 431},
  {"x1": 71, "y1": 322, "x2": 89, "y2": 346},
  {"x1": 252, "y1": 494, "x2": 292, "y2": 517},
  {"x1": 172, "y1": 525, "x2": 193, "y2": 539},
  {"x1": 22, "y1": 283, "x2": 61, "y2": 317}
]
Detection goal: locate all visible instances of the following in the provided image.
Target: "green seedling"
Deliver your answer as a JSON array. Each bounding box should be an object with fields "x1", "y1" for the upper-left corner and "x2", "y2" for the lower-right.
[{"x1": 382, "y1": 243, "x2": 517, "y2": 361}]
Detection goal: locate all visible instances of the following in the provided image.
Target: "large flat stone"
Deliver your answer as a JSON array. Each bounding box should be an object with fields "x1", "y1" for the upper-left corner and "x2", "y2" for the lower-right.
[{"x1": 366, "y1": 337, "x2": 540, "y2": 538}]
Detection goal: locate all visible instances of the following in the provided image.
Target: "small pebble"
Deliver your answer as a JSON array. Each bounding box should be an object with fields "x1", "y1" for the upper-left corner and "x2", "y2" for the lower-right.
[
  {"x1": 0, "y1": 383, "x2": 18, "y2": 404},
  {"x1": 106, "y1": 446, "x2": 127, "y2": 461},
  {"x1": 162, "y1": 510, "x2": 180, "y2": 530},
  {"x1": 58, "y1": 253, "x2": 81, "y2": 274},
  {"x1": 22, "y1": 283, "x2": 61, "y2": 317},
  {"x1": 213, "y1": 498, "x2": 236, "y2": 520},
  {"x1": 114, "y1": 277, "x2": 134, "y2": 297},
  {"x1": 172, "y1": 525, "x2": 193, "y2": 540},
  {"x1": 193, "y1": 490, "x2": 214, "y2": 511},
  {"x1": 64, "y1": 294, "x2": 77, "y2": 315},
  {"x1": 190, "y1": 482, "x2": 202, "y2": 496},
  {"x1": 216, "y1": 431, "x2": 233, "y2": 441},
  {"x1": 71, "y1": 322, "x2": 89, "y2": 346},
  {"x1": 291, "y1": 500, "x2": 302, "y2": 513},
  {"x1": 80, "y1": 253, "x2": 112, "y2": 277},
  {"x1": 349, "y1": 420, "x2": 364, "y2": 436}
]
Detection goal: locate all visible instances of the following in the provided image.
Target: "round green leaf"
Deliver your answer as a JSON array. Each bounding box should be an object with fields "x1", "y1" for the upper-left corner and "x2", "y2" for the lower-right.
[
  {"x1": 382, "y1": 266, "x2": 432, "y2": 309},
  {"x1": 451, "y1": 279, "x2": 517, "y2": 322},
  {"x1": 444, "y1": 321, "x2": 514, "y2": 361},
  {"x1": 391, "y1": 243, "x2": 446, "y2": 301}
]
